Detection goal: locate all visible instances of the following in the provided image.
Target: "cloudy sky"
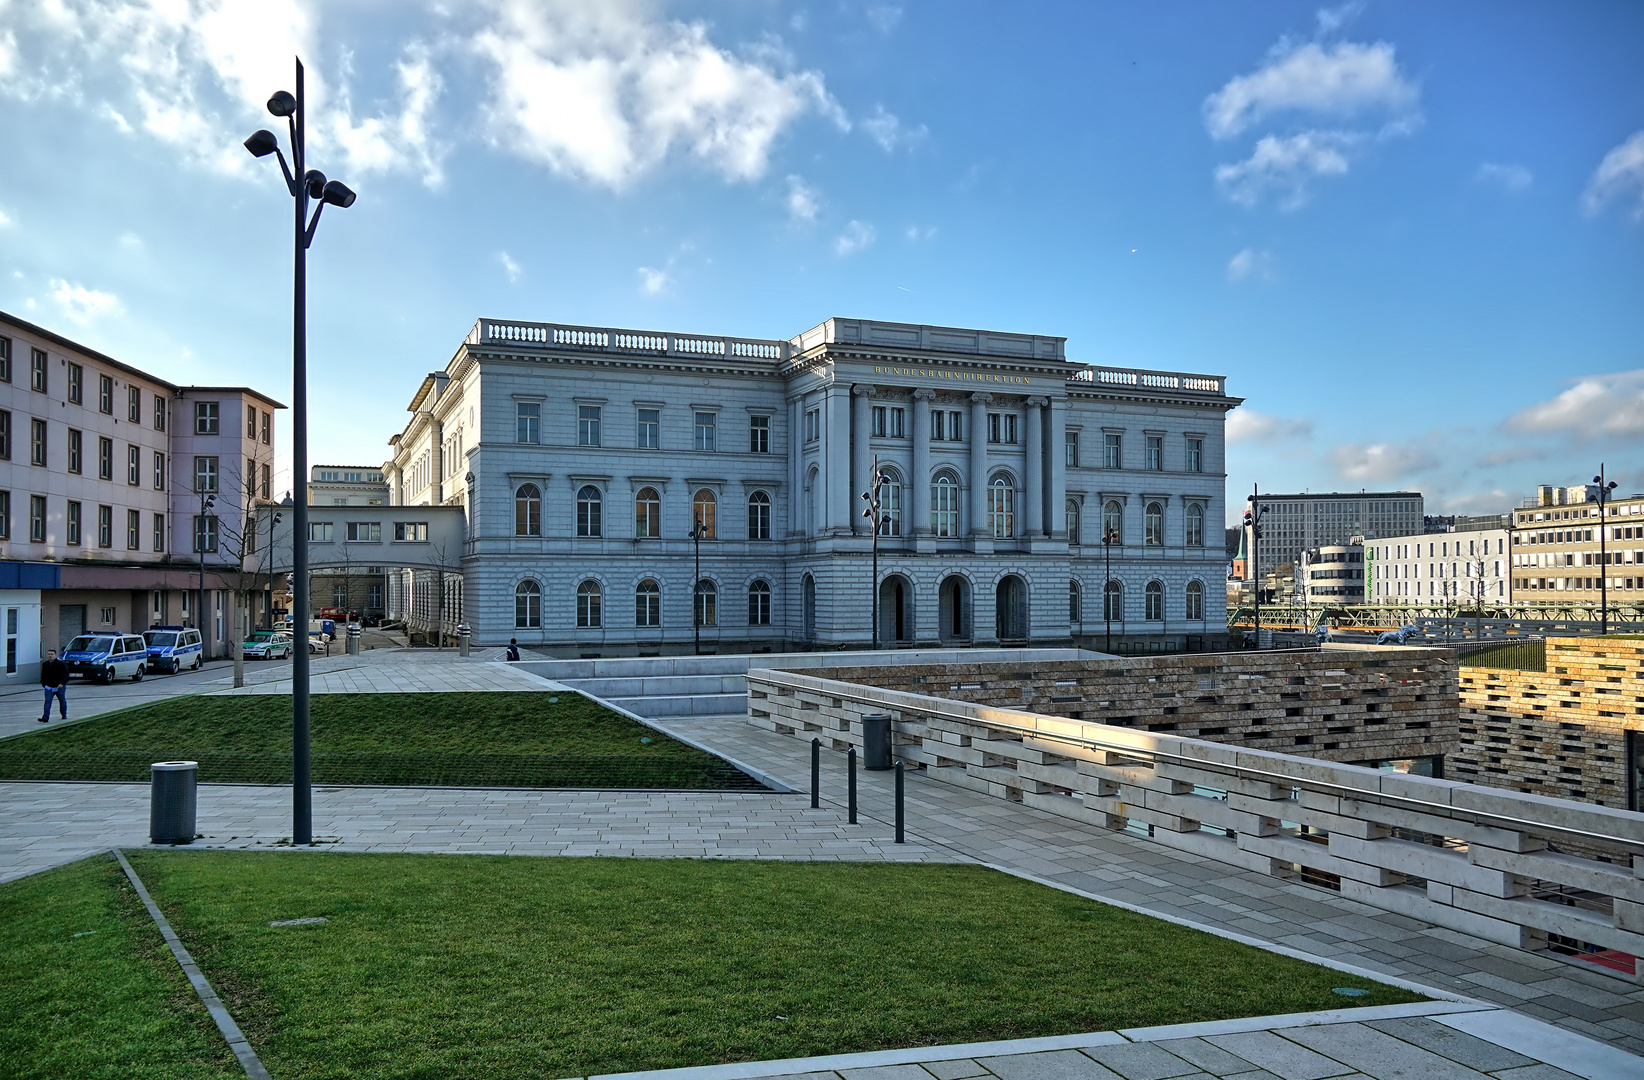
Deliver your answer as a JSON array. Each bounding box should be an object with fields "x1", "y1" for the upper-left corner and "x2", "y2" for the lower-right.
[{"x1": 2, "y1": 0, "x2": 1641, "y2": 521}]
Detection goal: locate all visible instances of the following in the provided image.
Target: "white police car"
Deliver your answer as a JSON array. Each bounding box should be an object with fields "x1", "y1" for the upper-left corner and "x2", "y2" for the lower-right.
[
  {"x1": 62, "y1": 634, "x2": 149, "y2": 683},
  {"x1": 142, "y1": 626, "x2": 204, "y2": 674}
]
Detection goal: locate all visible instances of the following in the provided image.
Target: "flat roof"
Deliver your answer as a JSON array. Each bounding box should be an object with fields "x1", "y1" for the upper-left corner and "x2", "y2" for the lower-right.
[{"x1": 1254, "y1": 492, "x2": 1422, "y2": 501}]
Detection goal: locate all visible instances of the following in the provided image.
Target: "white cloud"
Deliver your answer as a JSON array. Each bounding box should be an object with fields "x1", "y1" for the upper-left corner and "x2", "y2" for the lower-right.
[
  {"x1": 785, "y1": 174, "x2": 820, "y2": 222},
  {"x1": 1227, "y1": 409, "x2": 1311, "y2": 445},
  {"x1": 1203, "y1": 41, "x2": 1417, "y2": 141},
  {"x1": 497, "y1": 251, "x2": 522, "y2": 283},
  {"x1": 1328, "y1": 441, "x2": 1437, "y2": 483},
  {"x1": 0, "y1": 207, "x2": 11, "y2": 228},
  {"x1": 1226, "y1": 247, "x2": 1276, "y2": 283},
  {"x1": 321, "y1": 40, "x2": 446, "y2": 187},
  {"x1": 50, "y1": 279, "x2": 122, "y2": 324},
  {"x1": 834, "y1": 219, "x2": 875, "y2": 256},
  {"x1": 1315, "y1": 2, "x2": 1365, "y2": 36},
  {"x1": 1506, "y1": 369, "x2": 1644, "y2": 440},
  {"x1": 474, "y1": 0, "x2": 844, "y2": 189},
  {"x1": 904, "y1": 225, "x2": 936, "y2": 242},
  {"x1": 1215, "y1": 131, "x2": 1353, "y2": 208},
  {"x1": 1582, "y1": 131, "x2": 1644, "y2": 221},
  {"x1": 1475, "y1": 162, "x2": 1531, "y2": 192},
  {"x1": 637, "y1": 265, "x2": 673, "y2": 295},
  {"x1": 860, "y1": 104, "x2": 924, "y2": 151},
  {"x1": 865, "y1": 5, "x2": 904, "y2": 34}
]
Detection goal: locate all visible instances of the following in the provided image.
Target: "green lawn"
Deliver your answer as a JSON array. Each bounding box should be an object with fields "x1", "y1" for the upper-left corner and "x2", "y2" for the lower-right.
[
  {"x1": 6, "y1": 851, "x2": 1425, "y2": 1080},
  {"x1": 0, "y1": 693, "x2": 763, "y2": 789}
]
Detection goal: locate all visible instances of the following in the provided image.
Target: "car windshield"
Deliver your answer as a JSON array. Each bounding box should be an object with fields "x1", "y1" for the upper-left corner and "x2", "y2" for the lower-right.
[
  {"x1": 66, "y1": 636, "x2": 116, "y2": 653},
  {"x1": 245, "y1": 632, "x2": 274, "y2": 643},
  {"x1": 144, "y1": 632, "x2": 179, "y2": 647}
]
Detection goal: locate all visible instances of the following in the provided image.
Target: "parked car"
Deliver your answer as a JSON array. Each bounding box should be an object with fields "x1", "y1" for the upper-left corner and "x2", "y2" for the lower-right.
[
  {"x1": 142, "y1": 626, "x2": 204, "y2": 674},
  {"x1": 63, "y1": 634, "x2": 149, "y2": 683},
  {"x1": 242, "y1": 631, "x2": 294, "y2": 660}
]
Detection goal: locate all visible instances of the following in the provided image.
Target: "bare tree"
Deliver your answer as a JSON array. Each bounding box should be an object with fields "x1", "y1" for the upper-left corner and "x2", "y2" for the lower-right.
[{"x1": 182, "y1": 459, "x2": 274, "y2": 689}]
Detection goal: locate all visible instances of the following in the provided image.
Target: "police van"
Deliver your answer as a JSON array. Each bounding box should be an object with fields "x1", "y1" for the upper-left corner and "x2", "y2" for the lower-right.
[
  {"x1": 62, "y1": 634, "x2": 150, "y2": 683},
  {"x1": 142, "y1": 626, "x2": 205, "y2": 674}
]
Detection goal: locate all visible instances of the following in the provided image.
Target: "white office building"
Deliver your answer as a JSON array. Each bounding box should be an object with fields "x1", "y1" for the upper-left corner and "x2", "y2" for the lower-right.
[
  {"x1": 383, "y1": 316, "x2": 1240, "y2": 655},
  {"x1": 1243, "y1": 491, "x2": 1424, "y2": 583},
  {"x1": 1367, "y1": 529, "x2": 1512, "y2": 607}
]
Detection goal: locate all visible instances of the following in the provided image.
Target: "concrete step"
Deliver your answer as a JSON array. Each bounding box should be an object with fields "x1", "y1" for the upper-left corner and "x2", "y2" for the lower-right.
[
  {"x1": 602, "y1": 692, "x2": 748, "y2": 718},
  {"x1": 563, "y1": 674, "x2": 747, "y2": 698}
]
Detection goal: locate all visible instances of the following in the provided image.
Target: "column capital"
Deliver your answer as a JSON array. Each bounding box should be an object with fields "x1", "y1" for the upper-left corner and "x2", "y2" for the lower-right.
[
  {"x1": 969, "y1": 392, "x2": 993, "y2": 406},
  {"x1": 1024, "y1": 395, "x2": 1049, "y2": 408},
  {"x1": 851, "y1": 384, "x2": 878, "y2": 398},
  {"x1": 912, "y1": 388, "x2": 938, "y2": 401}
]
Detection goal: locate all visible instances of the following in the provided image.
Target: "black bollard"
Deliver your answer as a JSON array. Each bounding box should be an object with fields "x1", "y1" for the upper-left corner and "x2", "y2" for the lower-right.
[
  {"x1": 811, "y1": 738, "x2": 820, "y2": 809},
  {"x1": 894, "y1": 760, "x2": 904, "y2": 844},
  {"x1": 848, "y1": 746, "x2": 857, "y2": 824}
]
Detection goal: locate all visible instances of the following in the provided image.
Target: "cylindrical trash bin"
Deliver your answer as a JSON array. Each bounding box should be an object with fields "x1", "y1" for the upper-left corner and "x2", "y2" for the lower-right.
[
  {"x1": 150, "y1": 761, "x2": 198, "y2": 845},
  {"x1": 862, "y1": 714, "x2": 892, "y2": 771},
  {"x1": 457, "y1": 624, "x2": 471, "y2": 657}
]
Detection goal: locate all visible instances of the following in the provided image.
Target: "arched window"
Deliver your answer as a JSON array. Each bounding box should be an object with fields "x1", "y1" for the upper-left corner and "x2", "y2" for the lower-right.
[
  {"x1": 635, "y1": 579, "x2": 660, "y2": 627},
  {"x1": 1066, "y1": 499, "x2": 1080, "y2": 545},
  {"x1": 931, "y1": 472, "x2": 960, "y2": 537},
  {"x1": 692, "y1": 489, "x2": 716, "y2": 540},
  {"x1": 1145, "y1": 501, "x2": 1164, "y2": 546},
  {"x1": 514, "y1": 579, "x2": 541, "y2": 629},
  {"x1": 1069, "y1": 580, "x2": 1082, "y2": 623},
  {"x1": 877, "y1": 468, "x2": 902, "y2": 536},
  {"x1": 1103, "y1": 500, "x2": 1123, "y2": 544},
  {"x1": 806, "y1": 467, "x2": 819, "y2": 535},
  {"x1": 576, "y1": 485, "x2": 602, "y2": 538},
  {"x1": 1185, "y1": 502, "x2": 1205, "y2": 547},
  {"x1": 634, "y1": 488, "x2": 660, "y2": 539},
  {"x1": 1145, "y1": 580, "x2": 1164, "y2": 621},
  {"x1": 748, "y1": 580, "x2": 771, "y2": 625},
  {"x1": 1103, "y1": 580, "x2": 1122, "y2": 621},
  {"x1": 576, "y1": 580, "x2": 601, "y2": 628},
  {"x1": 747, "y1": 491, "x2": 772, "y2": 540},
  {"x1": 694, "y1": 579, "x2": 717, "y2": 627},
  {"x1": 514, "y1": 483, "x2": 541, "y2": 537},
  {"x1": 988, "y1": 475, "x2": 1014, "y2": 538},
  {"x1": 1185, "y1": 579, "x2": 1204, "y2": 620}
]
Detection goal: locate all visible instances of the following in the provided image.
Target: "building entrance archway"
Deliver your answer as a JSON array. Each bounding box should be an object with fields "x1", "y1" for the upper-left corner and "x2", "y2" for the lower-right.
[
  {"x1": 802, "y1": 573, "x2": 816, "y2": 641},
  {"x1": 879, "y1": 575, "x2": 912, "y2": 644},
  {"x1": 938, "y1": 576, "x2": 970, "y2": 643},
  {"x1": 996, "y1": 575, "x2": 1028, "y2": 641}
]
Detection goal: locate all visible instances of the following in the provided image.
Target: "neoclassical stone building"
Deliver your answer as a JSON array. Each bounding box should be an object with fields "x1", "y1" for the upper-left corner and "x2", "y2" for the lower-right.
[{"x1": 382, "y1": 316, "x2": 1239, "y2": 655}]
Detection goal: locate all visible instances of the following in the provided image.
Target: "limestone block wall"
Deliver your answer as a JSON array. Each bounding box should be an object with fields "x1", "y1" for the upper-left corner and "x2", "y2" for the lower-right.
[
  {"x1": 1457, "y1": 636, "x2": 1644, "y2": 809},
  {"x1": 747, "y1": 666, "x2": 1644, "y2": 974},
  {"x1": 791, "y1": 645, "x2": 1458, "y2": 766}
]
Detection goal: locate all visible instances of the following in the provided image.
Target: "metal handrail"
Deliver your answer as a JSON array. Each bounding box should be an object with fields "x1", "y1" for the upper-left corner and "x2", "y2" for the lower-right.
[{"x1": 751, "y1": 669, "x2": 1644, "y2": 852}]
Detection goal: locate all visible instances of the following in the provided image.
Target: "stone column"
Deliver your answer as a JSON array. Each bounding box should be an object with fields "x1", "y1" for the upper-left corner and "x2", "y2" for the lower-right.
[
  {"x1": 827, "y1": 384, "x2": 851, "y2": 532},
  {"x1": 968, "y1": 393, "x2": 991, "y2": 536},
  {"x1": 911, "y1": 390, "x2": 934, "y2": 536},
  {"x1": 1024, "y1": 397, "x2": 1046, "y2": 537},
  {"x1": 1048, "y1": 397, "x2": 1067, "y2": 539},
  {"x1": 851, "y1": 385, "x2": 875, "y2": 535},
  {"x1": 787, "y1": 396, "x2": 804, "y2": 536}
]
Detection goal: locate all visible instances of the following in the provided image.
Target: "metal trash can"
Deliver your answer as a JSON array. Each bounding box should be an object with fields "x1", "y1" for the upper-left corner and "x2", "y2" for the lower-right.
[
  {"x1": 457, "y1": 624, "x2": 472, "y2": 657},
  {"x1": 150, "y1": 761, "x2": 198, "y2": 845},
  {"x1": 345, "y1": 623, "x2": 362, "y2": 655},
  {"x1": 862, "y1": 714, "x2": 893, "y2": 771}
]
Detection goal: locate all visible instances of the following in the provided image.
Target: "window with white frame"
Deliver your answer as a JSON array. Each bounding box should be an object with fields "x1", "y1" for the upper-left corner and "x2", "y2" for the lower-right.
[
  {"x1": 931, "y1": 473, "x2": 960, "y2": 537},
  {"x1": 577, "y1": 405, "x2": 601, "y2": 446},
  {"x1": 694, "y1": 412, "x2": 716, "y2": 451},
  {"x1": 988, "y1": 476, "x2": 1014, "y2": 538},
  {"x1": 637, "y1": 408, "x2": 659, "y2": 449},
  {"x1": 516, "y1": 402, "x2": 540, "y2": 443}
]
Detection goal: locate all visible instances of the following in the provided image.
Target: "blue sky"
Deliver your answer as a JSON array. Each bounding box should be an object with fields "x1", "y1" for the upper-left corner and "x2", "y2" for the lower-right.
[{"x1": 2, "y1": 1, "x2": 1641, "y2": 522}]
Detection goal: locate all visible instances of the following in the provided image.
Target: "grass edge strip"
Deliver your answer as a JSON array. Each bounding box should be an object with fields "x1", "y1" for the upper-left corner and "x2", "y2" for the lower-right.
[{"x1": 110, "y1": 848, "x2": 274, "y2": 1080}]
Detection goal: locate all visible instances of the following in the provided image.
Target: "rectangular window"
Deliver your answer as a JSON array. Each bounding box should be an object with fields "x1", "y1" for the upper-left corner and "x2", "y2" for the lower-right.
[
  {"x1": 153, "y1": 512, "x2": 165, "y2": 552},
  {"x1": 1104, "y1": 432, "x2": 1121, "y2": 469},
  {"x1": 1146, "y1": 435, "x2": 1163, "y2": 471},
  {"x1": 0, "y1": 336, "x2": 9, "y2": 381},
  {"x1": 247, "y1": 403, "x2": 258, "y2": 438},
  {"x1": 1186, "y1": 437, "x2": 1203, "y2": 473},
  {"x1": 247, "y1": 457, "x2": 257, "y2": 497},
  {"x1": 97, "y1": 504, "x2": 113, "y2": 547},
  {"x1": 194, "y1": 401, "x2": 219, "y2": 434},
  {"x1": 194, "y1": 514, "x2": 218, "y2": 552},
  {"x1": 66, "y1": 501, "x2": 81, "y2": 545},
  {"x1": 128, "y1": 386, "x2": 141, "y2": 422},
  {"x1": 126, "y1": 509, "x2": 140, "y2": 550},
  {"x1": 886, "y1": 407, "x2": 903, "y2": 437},
  {"x1": 694, "y1": 412, "x2": 716, "y2": 451},
  {"x1": 99, "y1": 375, "x2": 113, "y2": 414},
  {"x1": 637, "y1": 408, "x2": 659, "y2": 449},
  {"x1": 0, "y1": 411, "x2": 9, "y2": 460},
  {"x1": 393, "y1": 522, "x2": 429, "y2": 542},
  {"x1": 750, "y1": 414, "x2": 770, "y2": 453},
  {"x1": 804, "y1": 408, "x2": 820, "y2": 442},
  {"x1": 987, "y1": 413, "x2": 1000, "y2": 443},
  {"x1": 154, "y1": 395, "x2": 167, "y2": 431},
  {"x1": 1005, "y1": 414, "x2": 1017, "y2": 444},
  {"x1": 30, "y1": 348, "x2": 47, "y2": 392},
  {"x1": 127, "y1": 445, "x2": 140, "y2": 485},
  {"x1": 194, "y1": 456, "x2": 218, "y2": 493},
  {"x1": 1065, "y1": 431, "x2": 1079, "y2": 467},
  {"x1": 153, "y1": 451, "x2": 165, "y2": 490},
  {"x1": 30, "y1": 419, "x2": 46, "y2": 466},
  {"x1": 68, "y1": 363, "x2": 82, "y2": 404},
  {"x1": 578, "y1": 405, "x2": 601, "y2": 446},
  {"x1": 98, "y1": 437, "x2": 113, "y2": 480},
  {"x1": 346, "y1": 522, "x2": 382, "y2": 542},
  {"x1": 309, "y1": 522, "x2": 334, "y2": 542},
  {"x1": 260, "y1": 411, "x2": 270, "y2": 444},
  {"x1": 260, "y1": 462, "x2": 270, "y2": 499},
  {"x1": 0, "y1": 491, "x2": 9, "y2": 538},
  {"x1": 516, "y1": 402, "x2": 540, "y2": 443},
  {"x1": 34, "y1": 496, "x2": 50, "y2": 542},
  {"x1": 873, "y1": 405, "x2": 887, "y2": 438}
]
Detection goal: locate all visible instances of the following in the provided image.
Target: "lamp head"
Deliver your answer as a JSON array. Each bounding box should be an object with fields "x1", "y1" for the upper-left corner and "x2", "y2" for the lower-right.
[
  {"x1": 267, "y1": 90, "x2": 297, "y2": 118},
  {"x1": 321, "y1": 180, "x2": 356, "y2": 208},
  {"x1": 244, "y1": 129, "x2": 279, "y2": 158},
  {"x1": 304, "y1": 169, "x2": 328, "y2": 200}
]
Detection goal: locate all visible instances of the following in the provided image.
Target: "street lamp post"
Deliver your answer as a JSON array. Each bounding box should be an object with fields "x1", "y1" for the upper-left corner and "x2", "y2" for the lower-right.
[
  {"x1": 1101, "y1": 522, "x2": 1117, "y2": 654},
  {"x1": 691, "y1": 514, "x2": 704, "y2": 655},
  {"x1": 244, "y1": 57, "x2": 357, "y2": 846},
  {"x1": 1244, "y1": 485, "x2": 1268, "y2": 649},
  {"x1": 861, "y1": 457, "x2": 889, "y2": 651},
  {"x1": 195, "y1": 492, "x2": 217, "y2": 641},
  {"x1": 261, "y1": 509, "x2": 283, "y2": 630},
  {"x1": 1595, "y1": 465, "x2": 1619, "y2": 634}
]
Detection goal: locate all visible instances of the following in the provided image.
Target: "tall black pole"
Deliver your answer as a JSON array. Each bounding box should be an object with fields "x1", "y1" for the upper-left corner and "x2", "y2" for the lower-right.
[
  {"x1": 1103, "y1": 528, "x2": 1112, "y2": 654},
  {"x1": 197, "y1": 493, "x2": 207, "y2": 644},
  {"x1": 692, "y1": 519, "x2": 701, "y2": 655},
  {"x1": 871, "y1": 514, "x2": 880, "y2": 651},
  {"x1": 1597, "y1": 464, "x2": 1616, "y2": 635},
  {"x1": 291, "y1": 57, "x2": 312, "y2": 846}
]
